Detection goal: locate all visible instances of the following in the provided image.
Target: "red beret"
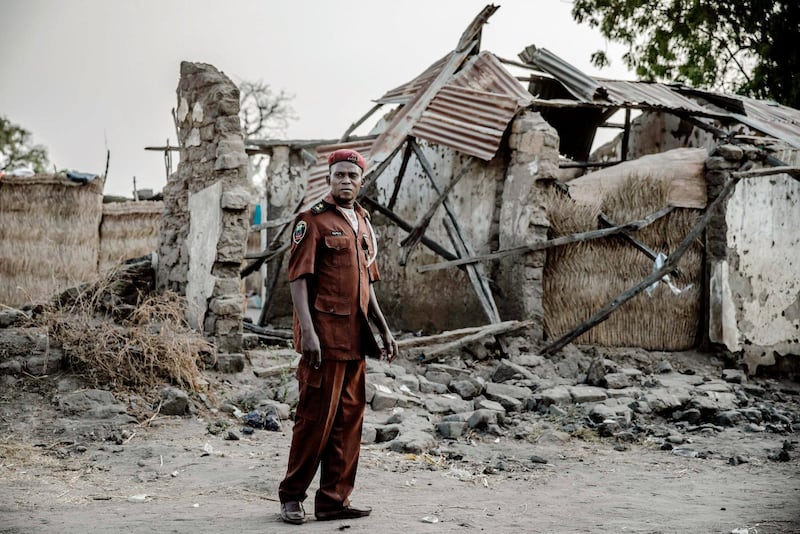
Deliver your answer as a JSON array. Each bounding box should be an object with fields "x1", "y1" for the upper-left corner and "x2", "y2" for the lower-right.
[{"x1": 327, "y1": 149, "x2": 367, "y2": 171}]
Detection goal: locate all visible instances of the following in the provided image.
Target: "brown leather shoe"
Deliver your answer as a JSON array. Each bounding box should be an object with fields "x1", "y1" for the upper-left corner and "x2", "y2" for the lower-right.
[
  {"x1": 315, "y1": 504, "x2": 372, "y2": 521},
  {"x1": 280, "y1": 501, "x2": 306, "y2": 524}
]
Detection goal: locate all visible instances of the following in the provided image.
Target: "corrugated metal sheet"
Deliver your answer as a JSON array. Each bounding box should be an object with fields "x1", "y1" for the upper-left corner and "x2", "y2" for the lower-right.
[
  {"x1": 734, "y1": 97, "x2": 800, "y2": 149},
  {"x1": 600, "y1": 80, "x2": 728, "y2": 118},
  {"x1": 302, "y1": 139, "x2": 376, "y2": 209},
  {"x1": 519, "y1": 45, "x2": 605, "y2": 102},
  {"x1": 411, "y1": 85, "x2": 518, "y2": 160},
  {"x1": 377, "y1": 54, "x2": 449, "y2": 105},
  {"x1": 450, "y1": 51, "x2": 533, "y2": 107}
]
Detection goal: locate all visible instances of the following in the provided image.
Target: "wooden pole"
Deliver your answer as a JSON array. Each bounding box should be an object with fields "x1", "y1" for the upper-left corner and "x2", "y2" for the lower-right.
[
  {"x1": 399, "y1": 165, "x2": 470, "y2": 265},
  {"x1": 417, "y1": 205, "x2": 676, "y2": 273},
  {"x1": 388, "y1": 141, "x2": 413, "y2": 210},
  {"x1": 339, "y1": 103, "x2": 383, "y2": 143},
  {"x1": 408, "y1": 138, "x2": 501, "y2": 323}
]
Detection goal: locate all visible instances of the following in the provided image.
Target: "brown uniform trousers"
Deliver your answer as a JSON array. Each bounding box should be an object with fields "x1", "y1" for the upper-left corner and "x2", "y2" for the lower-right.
[
  {"x1": 278, "y1": 358, "x2": 366, "y2": 511},
  {"x1": 278, "y1": 195, "x2": 380, "y2": 512}
]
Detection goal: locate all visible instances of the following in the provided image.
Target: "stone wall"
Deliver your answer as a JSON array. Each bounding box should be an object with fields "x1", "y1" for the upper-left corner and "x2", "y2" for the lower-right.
[
  {"x1": 156, "y1": 61, "x2": 250, "y2": 355},
  {"x1": 496, "y1": 111, "x2": 559, "y2": 341},
  {"x1": 706, "y1": 144, "x2": 800, "y2": 372}
]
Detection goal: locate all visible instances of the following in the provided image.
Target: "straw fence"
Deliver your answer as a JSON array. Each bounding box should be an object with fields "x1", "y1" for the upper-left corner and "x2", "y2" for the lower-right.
[
  {"x1": 0, "y1": 174, "x2": 104, "y2": 307},
  {"x1": 543, "y1": 175, "x2": 703, "y2": 350},
  {"x1": 99, "y1": 201, "x2": 163, "y2": 272}
]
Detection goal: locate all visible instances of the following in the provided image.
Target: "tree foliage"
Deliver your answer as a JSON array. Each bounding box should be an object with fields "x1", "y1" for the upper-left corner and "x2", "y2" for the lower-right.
[
  {"x1": 572, "y1": 0, "x2": 800, "y2": 108},
  {"x1": 0, "y1": 115, "x2": 50, "y2": 173}
]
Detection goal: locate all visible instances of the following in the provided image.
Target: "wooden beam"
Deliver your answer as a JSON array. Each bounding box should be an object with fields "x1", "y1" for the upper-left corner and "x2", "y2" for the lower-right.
[
  {"x1": 396, "y1": 320, "x2": 524, "y2": 350},
  {"x1": 359, "y1": 142, "x2": 404, "y2": 198},
  {"x1": 388, "y1": 141, "x2": 413, "y2": 210},
  {"x1": 360, "y1": 196, "x2": 458, "y2": 263},
  {"x1": 558, "y1": 160, "x2": 622, "y2": 169},
  {"x1": 338, "y1": 104, "x2": 383, "y2": 143},
  {"x1": 398, "y1": 165, "x2": 470, "y2": 265},
  {"x1": 250, "y1": 213, "x2": 296, "y2": 233},
  {"x1": 541, "y1": 175, "x2": 740, "y2": 356},
  {"x1": 417, "y1": 206, "x2": 676, "y2": 273},
  {"x1": 444, "y1": 217, "x2": 501, "y2": 323},
  {"x1": 621, "y1": 108, "x2": 631, "y2": 161},
  {"x1": 409, "y1": 138, "x2": 501, "y2": 323},
  {"x1": 411, "y1": 320, "x2": 534, "y2": 363}
]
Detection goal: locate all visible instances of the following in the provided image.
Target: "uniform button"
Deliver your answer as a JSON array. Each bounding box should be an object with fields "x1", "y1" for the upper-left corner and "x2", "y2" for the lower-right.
[{"x1": 329, "y1": 307, "x2": 334, "y2": 312}]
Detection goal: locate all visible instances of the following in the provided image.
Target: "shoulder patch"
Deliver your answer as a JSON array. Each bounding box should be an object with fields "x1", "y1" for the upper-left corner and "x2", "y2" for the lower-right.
[
  {"x1": 311, "y1": 201, "x2": 329, "y2": 215},
  {"x1": 292, "y1": 220, "x2": 307, "y2": 244}
]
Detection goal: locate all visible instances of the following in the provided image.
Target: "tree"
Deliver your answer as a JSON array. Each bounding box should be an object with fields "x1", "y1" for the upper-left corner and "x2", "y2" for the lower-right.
[
  {"x1": 0, "y1": 115, "x2": 50, "y2": 173},
  {"x1": 572, "y1": 0, "x2": 800, "y2": 109},
  {"x1": 238, "y1": 81, "x2": 296, "y2": 190}
]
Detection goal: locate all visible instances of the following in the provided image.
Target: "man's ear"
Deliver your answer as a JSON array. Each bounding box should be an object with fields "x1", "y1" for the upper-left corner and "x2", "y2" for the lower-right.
[{"x1": 325, "y1": 174, "x2": 331, "y2": 186}]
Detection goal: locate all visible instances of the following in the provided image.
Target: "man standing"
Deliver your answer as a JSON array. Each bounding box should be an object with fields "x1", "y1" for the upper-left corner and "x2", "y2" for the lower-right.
[{"x1": 278, "y1": 149, "x2": 398, "y2": 524}]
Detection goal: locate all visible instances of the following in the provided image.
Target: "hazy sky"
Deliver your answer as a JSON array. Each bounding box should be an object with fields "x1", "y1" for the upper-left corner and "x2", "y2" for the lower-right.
[{"x1": 0, "y1": 0, "x2": 630, "y2": 196}]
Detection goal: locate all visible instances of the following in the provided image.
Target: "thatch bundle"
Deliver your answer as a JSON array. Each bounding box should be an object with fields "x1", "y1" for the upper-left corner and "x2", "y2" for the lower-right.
[
  {"x1": 99, "y1": 201, "x2": 163, "y2": 272},
  {"x1": 0, "y1": 174, "x2": 104, "y2": 307},
  {"x1": 544, "y1": 173, "x2": 703, "y2": 350}
]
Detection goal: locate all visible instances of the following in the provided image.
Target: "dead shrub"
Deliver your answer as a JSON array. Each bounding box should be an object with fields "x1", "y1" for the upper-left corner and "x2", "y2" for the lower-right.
[{"x1": 38, "y1": 271, "x2": 214, "y2": 394}]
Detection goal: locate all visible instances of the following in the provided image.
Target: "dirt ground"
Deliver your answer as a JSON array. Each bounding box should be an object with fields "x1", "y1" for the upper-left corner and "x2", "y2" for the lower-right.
[{"x1": 2, "y1": 348, "x2": 799, "y2": 534}]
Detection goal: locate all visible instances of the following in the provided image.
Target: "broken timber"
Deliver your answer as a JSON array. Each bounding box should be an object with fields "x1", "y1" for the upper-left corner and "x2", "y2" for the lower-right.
[
  {"x1": 417, "y1": 205, "x2": 675, "y2": 273},
  {"x1": 541, "y1": 165, "x2": 800, "y2": 356},
  {"x1": 405, "y1": 320, "x2": 534, "y2": 363},
  {"x1": 409, "y1": 138, "x2": 501, "y2": 323}
]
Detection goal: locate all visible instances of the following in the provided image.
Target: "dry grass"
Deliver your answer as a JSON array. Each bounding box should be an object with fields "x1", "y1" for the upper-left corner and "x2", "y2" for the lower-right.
[
  {"x1": 99, "y1": 201, "x2": 163, "y2": 273},
  {"x1": 544, "y1": 176, "x2": 703, "y2": 350},
  {"x1": 0, "y1": 174, "x2": 104, "y2": 307},
  {"x1": 37, "y1": 270, "x2": 213, "y2": 395}
]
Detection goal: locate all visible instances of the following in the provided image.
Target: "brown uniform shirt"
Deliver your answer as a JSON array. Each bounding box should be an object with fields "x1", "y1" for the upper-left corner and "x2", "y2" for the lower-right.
[{"x1": 288, "y1": 194, "x2": 381, "y2": 360}]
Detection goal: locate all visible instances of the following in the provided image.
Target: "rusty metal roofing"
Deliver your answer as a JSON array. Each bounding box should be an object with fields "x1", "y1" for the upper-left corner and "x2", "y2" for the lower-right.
[
  {"x1": 599, "y1": 79, "x2": 728, "y2": 118},
  {"x1": 520, "y1": 43, "x2": 800, "y2": 147},
  {"x1": 733, "y1": 97, "x2": 800, "y2": 149},
  {"x1": 378, "y1": 54, "x2": 449, "y2": 105},
  {"x1": 450, "y1": 51, "x2": 533, "y2": 107},
  {"x1": 302, "y1": 138, "x2": 376, "y2": 210},
  {"x1": 373, "y1": 51, "x2": 530, "y2": 162},
  {"x1": 411, "y1": 84, "x2": 518, "y2": 160}
]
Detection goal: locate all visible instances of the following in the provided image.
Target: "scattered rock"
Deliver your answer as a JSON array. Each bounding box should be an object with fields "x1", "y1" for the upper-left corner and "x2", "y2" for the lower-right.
[
  {"x1": 721, "y1": 369, "x2": 747, "y2": 384},
  {"x1": 159, "y1": 386, "x2": 190, "y2": 416}
]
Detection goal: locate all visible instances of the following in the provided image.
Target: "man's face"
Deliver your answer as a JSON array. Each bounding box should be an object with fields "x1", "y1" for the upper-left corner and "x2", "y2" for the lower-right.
[{"x1": 327, "y1": 161, "x2": 363, "y2": 208}]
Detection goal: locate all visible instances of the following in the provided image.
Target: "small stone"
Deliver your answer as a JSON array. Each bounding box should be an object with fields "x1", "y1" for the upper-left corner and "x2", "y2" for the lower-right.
[
  {"x1": 727, "y1": 455, "x2": 748, "y2": 466},
  {"x1": 569, "y1": 385, "x2": 608, "y2": 403},
  {"x1": 721, "y1": 369, "x2": 747, "y2": 384},
  {"x1": 711, "y1": 144, "x2": 744, "y2": 161},
  {"x1": 529, "y1": 455, "x2": 548, "y2": 464},
  {"x1": 654, "y1": 361, "x2": 673, "y2": 374},
  {"x1": 548, "y1": 404, "x2": 567, "y2": 417},
  {"x1": 493, "y1": 360, "x2": 535, "y2": 382},
  {"x1": 536, "y1": 386, "x2": 572, "y2": 406},
  {"x1": 744, "y1": 423, "x2": 765, "y2": 432},
  {"x1": 436, "y1": 421, "x2": 467, "y2": 439},
  {"x1": 603, "y1": 373, "x2": 632, "y2": 390},
  {"x1": 371, "y1": 389, "x2": 400, "y2": 411},
  {"x1": 224, "y1": 430, "x2": 240, "y2": 441},
  {"x1": 449, "y1": 378, "x2": 483, "y2": 399},
  {"x1": 216, "y1": 353, "x2": 245, "y2": 373},
  {"x1": 475, "y1": 399, "x2": 506, "y2": 413},
  {"x1": 716, "y1": 410, "x2": 744, "y2": 427},
  {"x1": 467, "y1": 409, "x2": 502, "y2": 429},
  {"x1": 157, "y1": 387, "x2": 190, "y2": 416}
]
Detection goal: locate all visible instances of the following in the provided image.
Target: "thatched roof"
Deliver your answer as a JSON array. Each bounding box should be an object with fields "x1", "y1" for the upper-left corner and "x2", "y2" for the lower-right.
[
  {"x1": 544, "y1": 158, "x2": 704, "y2": 350},
  {"x1": 0, "y1": 174, "x2": 104, "y2": 307},
  {"x1": 99, "y1": 201, "x2": 163, "y2": 272}
]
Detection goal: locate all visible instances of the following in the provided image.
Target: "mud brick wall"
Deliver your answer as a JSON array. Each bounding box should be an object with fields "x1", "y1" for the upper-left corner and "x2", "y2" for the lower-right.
[{"x1": 156, "y1": 61, "x2": 250, "y2": 353}]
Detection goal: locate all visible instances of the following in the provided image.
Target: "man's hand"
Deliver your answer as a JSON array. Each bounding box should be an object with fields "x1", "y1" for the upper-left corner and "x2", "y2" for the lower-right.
[
  {"x1": 380, "y1": 330, "x2": 399, "y2": 362},
  {"x1": 301, "y1": 330, "x2": 322, "y2": 368}
]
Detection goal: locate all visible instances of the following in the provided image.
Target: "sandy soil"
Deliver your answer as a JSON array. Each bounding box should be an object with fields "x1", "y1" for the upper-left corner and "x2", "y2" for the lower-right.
[{"x1": 1, "y1": 353, "x2": 799, "y2": 534}]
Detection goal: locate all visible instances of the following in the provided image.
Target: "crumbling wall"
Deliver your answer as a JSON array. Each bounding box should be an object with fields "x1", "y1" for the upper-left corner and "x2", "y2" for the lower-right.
[
  {"x1": 593, "y1": 111, "x2": 717, "y2": 162},
  {"x1": 156, "y1": 61, "x2": 250, "y2": 355},
  {"x1": 372, "y1": 142, "x2": 505, "y2": 332},
  {"x1": 258, "y1": 146, "x2": 311, "y2": 325},
  {"x1": 707, "y1": 144, "x2": 800, "y2": 372},
  {"x1": 495, "y1": 111, "x2": 559, "y2": 341}
]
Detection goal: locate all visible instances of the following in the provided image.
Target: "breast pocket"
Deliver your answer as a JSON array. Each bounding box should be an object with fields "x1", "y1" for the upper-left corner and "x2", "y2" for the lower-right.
[{"x1": 323, "y1": 235, "x2": 353, "y2": 266}]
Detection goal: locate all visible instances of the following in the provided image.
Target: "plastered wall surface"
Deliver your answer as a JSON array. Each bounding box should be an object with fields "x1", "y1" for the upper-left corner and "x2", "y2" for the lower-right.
[
  {"x1": 371, "y1": 141, "x2": 504, "y2": 332},
  {"x1": 719, "y1": 175, "x2": 800, "y2": 354}
]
